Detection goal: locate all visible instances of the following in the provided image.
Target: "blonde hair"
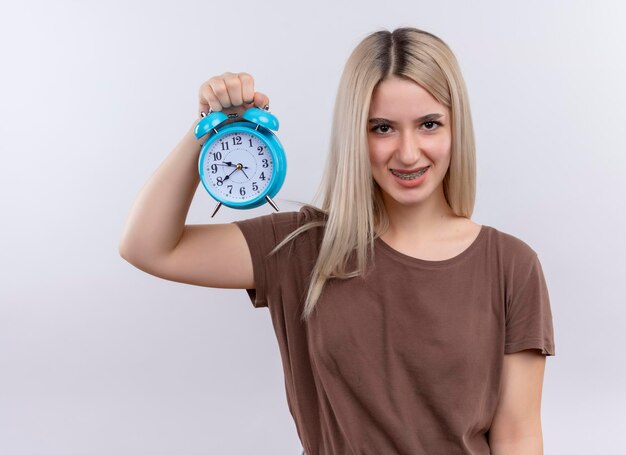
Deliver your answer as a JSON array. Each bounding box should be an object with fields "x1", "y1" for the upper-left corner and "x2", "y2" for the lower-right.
[{"x1": 272, "y1": 27, "x2": 476, "y2": 322}]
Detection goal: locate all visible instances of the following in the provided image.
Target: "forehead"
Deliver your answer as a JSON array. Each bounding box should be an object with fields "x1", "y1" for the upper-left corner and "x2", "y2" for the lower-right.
[{"x1": 369, "y1": 76, "x2": 446, "y2": 116}]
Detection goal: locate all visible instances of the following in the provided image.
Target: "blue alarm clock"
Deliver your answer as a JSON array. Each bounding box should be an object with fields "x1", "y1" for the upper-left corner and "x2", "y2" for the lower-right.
[{"x1": 194, "y1": 106, "x2": 286, "y2": 217}]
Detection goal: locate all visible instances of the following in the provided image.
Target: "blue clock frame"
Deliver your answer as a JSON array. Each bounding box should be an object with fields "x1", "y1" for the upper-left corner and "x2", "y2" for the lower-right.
[{"x1": 194, "y1": 107, "x2": 287, "y2": 215}]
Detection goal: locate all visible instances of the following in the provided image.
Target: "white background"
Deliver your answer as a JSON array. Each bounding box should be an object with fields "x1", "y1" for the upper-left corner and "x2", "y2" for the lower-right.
[{"x1": 1, "y1": 1, "x2": 625, "y2": 453}]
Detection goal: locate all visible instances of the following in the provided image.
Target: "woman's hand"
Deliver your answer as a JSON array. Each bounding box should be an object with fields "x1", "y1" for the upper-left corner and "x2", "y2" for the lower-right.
[{"x1": 197, "y1": 72, "x2": 270, "y2": 119}]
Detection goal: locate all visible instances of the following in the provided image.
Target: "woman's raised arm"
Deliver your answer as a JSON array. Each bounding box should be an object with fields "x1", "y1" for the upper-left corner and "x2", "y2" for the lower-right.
[{"x1": 118, "y1": 72, "x2": 269, "y2": 289}]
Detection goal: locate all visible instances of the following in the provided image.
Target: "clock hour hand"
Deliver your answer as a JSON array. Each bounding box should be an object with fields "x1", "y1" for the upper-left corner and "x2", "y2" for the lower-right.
[{"x1": 219, "y1": 161, "x2": 249, "y2": 169}]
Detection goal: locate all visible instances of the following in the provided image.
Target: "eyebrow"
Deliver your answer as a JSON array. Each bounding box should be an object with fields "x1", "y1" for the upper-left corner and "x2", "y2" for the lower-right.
[{"x1": 368, "y1": 113, "x2": 445, "y2": 124}]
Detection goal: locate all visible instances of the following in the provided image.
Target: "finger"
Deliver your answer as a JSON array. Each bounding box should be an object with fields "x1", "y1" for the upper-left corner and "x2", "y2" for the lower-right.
[
  {"x1": 209, "y1": 78, "x2": 231, "y2": 108},
  {"x1": 253, "y1": 91, "x2": 270, "y2": 109},
  {"x1": 223, "y1": 72, "x2": 243, "y2": 106},
  {"x1": 199, "y1": 83, "x2": 222, "y2": 113},
  {"x1": 239, "y1": 72, "x2": 255, "y2": 105}
]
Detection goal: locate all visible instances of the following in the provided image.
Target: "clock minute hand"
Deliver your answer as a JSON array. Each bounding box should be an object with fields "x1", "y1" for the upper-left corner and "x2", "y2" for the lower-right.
[{"x1": 225, "y1": 169, "x2": 237, "y2": 180}]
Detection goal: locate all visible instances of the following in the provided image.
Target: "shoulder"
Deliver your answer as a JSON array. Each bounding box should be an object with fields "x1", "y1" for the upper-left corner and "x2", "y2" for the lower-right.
[
  {"x1": 487, "y1": 225, "x2": 539, "y2": 262},
  {"x1": 233, "y1": 203, "x2": 327, "y2": 245},
  {"x1": 271, "y1": 204, "x2": 327, "y2": 235},
  {"x1": 486, "y1": 225, "x2": 543, "y2": 282},
  {"x1": 295, "y1": 204, "x2": 328, "y2": 225}
]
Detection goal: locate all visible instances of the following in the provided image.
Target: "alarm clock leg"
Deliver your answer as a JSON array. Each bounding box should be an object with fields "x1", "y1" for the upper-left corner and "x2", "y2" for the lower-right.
[
  {"x1": 265, "y1": 195, "x2": 280, "y2": 212},
  {"x1": 210, "y1": 202, "x2": 223, "y2": 218}
]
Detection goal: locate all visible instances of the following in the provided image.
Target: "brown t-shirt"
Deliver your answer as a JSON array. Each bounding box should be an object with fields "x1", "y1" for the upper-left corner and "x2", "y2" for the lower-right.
[{"x1": 233, "y1": 205, "x2": 555, "y2": 455}]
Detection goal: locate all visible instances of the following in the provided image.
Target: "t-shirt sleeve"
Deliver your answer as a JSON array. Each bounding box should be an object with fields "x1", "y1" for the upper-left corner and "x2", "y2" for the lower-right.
[
  {"x1": 232, "y1": 212, "x2": 292, "y2": 308},
  {"x1": 504, "y1": 252, "x2": 556, "y2": 356},
  {"x1": 232, "y1": 206, "x2": 322, "y2": 309}
]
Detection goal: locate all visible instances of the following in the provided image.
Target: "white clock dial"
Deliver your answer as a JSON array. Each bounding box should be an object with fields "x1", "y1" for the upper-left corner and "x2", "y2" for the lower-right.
[{"x1": 201, "y1": 131, "x2": 273, "y2": 203}]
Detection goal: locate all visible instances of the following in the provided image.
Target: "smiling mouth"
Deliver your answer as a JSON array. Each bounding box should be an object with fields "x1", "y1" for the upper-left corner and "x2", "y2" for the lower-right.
[{"x1": 390, "y1": 166, "x2": 430, "y2": 179}]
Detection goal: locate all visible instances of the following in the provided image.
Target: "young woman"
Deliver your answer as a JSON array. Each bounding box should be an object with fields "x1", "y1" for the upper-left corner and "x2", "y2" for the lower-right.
[{"x1": 120, "y1": 27, "x2": 555, "y2": 455}]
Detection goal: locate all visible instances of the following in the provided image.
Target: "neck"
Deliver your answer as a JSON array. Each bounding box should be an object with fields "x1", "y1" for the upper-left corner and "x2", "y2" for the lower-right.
[{"x1": 378, "y1": 185, "x2": 459, "y2": 242}]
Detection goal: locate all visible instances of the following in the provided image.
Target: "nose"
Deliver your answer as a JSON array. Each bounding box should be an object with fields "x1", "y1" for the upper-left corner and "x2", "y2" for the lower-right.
[{"x1": 396, "y1": 129, "x2": 421, "y2": 166}]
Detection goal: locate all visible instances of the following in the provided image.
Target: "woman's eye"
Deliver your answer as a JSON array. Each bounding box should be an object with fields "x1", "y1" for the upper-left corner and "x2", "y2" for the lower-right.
[
  {"x1": 371, "y1": 121, "x2": 442, "y2": 134},
  {"x1": 372, "y1": 123, "x2": 391, "y2": 134},
  {"x1": 423, "y1": 121, "x2": 442, "y2": 131}
]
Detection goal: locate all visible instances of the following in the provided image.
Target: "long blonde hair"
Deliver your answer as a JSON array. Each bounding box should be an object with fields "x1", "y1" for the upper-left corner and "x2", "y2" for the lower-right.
[{"x1": 272, "y1": 27, "x2": 476, "y2": 322}]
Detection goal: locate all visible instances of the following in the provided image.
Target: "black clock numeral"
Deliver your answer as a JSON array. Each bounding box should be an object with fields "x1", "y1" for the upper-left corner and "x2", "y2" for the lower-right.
[
  {"x1": 257, "y1": 146, "x2": 264, "y2": 155},
  {"x1": 210, "y1": 164, "x2": 217, "y2": 173},
  {"x1": 220, "y1": 142, "x2": 229, "y2": 151},
  {"x1": 214, "y1": 151, "x2": 223, "y2": 160},
  {"x1": 227, "y1": 185, "x2": 233, "y2": 194},
  {"x1": 262, "y1": 159, "x2": 269, "y2": 168},
  {"x1": 239, "y1": 186, "x2": 246, "y2": 196},
  {"x1": 252, "y1": 182, "x2": 258, "y2": 191},
  {"x1": 248, "y1": 138, "x2": 253, "y2": 147},
  {"x1": 232, "y1": 136, "x2": 242, "y2": 145},
  {"x1": 259, "y1": 172, "x2": 266, "y2": 181},
  {"x1": 216, "y1": 177, "x2": 224, "y2": 186}
]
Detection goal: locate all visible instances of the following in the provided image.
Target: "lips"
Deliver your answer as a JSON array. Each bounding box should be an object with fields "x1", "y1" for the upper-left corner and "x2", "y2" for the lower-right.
[{"x1": 390, "y1": 165, "x2": 430, "y2": 174}]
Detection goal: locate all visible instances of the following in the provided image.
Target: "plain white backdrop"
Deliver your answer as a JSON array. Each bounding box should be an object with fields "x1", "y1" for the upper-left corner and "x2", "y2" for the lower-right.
[{"x1": 1, "y1": 0, "x2": 625, "y2": 453}]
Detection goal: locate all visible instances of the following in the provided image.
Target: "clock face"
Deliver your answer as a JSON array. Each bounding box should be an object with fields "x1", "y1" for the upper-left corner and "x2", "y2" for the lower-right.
[{"x1": 200, "y1": 131, "x2": 274, "y2": 203}]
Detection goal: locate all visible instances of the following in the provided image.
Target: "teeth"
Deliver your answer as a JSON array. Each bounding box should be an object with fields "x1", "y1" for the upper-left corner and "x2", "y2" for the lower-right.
[{"x1": 391, "y1": 167, "x2": 429, "y2": 179}]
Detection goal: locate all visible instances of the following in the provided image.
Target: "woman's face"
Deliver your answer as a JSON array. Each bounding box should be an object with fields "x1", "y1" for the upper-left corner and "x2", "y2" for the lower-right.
[{"x1": 367, "y1": 76, "x2": 452, "y2": 209}]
